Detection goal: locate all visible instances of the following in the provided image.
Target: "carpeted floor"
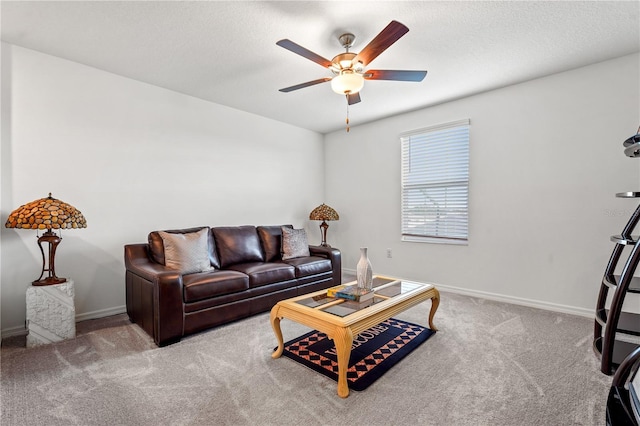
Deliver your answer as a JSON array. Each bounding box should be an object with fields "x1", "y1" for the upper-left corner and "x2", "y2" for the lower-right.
[{"x1": 1, "y1": 290, "x2": 611, "y2": 426}]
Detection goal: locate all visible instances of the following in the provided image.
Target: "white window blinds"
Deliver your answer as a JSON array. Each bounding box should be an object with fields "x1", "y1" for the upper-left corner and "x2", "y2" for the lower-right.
[{"x1": 401, "y1": 119, "x2": 470, "y2": 243}]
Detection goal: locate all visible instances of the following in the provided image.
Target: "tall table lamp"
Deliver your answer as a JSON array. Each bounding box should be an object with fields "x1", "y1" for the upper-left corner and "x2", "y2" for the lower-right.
[
  {"x1": 309, "y1": 203, "x2": 339, "y2": 247},
  {"x1": 5, "y1": 193, "x2": 87, "y2": 286}
]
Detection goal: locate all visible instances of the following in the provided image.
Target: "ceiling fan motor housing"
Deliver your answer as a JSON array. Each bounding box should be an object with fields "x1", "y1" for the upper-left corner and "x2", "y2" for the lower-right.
[{"x1": 331, "y1": 52, "x2": 363, "y2": 74}]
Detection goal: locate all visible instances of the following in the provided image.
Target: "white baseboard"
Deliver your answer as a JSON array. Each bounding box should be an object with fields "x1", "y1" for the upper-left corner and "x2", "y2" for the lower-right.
[
  {"x1": 434, "y1": 283, "x2": 594, "y2": 318},
  {"x1": 342, "y1": 268, "x2": 594, "y2": 318},
  {"x1": 1, "y1": 325, "x2": 28, "y2": 339},
  {"x1": 74, "y1": 305, "x2": 127, "y2": 323},
  {"x1": 1, "y1": 305, "x2": 127, "y2": 340}
]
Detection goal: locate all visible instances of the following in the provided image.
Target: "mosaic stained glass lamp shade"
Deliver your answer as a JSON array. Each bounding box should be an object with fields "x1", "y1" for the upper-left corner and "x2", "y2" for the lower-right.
[
  {"x1": 5, "y1": 193, "x2": 87, "y2": 286},
  {"x1": 309, "y1": 203, "x2": 339, "y2": 247}
]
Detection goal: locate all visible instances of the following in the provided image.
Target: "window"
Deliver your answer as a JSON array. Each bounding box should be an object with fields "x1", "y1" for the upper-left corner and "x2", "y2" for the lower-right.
[{"x1": 401, "y1": 119, "x2": 470, "y2": 244}]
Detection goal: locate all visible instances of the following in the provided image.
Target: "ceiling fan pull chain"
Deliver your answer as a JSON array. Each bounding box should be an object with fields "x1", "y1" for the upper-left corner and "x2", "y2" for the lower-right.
[{"x1": 346, "y1": 95, "x2": 350, "y2": 132}]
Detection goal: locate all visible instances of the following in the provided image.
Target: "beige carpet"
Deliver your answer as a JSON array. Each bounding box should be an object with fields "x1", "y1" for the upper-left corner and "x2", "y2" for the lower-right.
[{"x1": 1, "y1": 291, "x2": 611, "y2": 425}]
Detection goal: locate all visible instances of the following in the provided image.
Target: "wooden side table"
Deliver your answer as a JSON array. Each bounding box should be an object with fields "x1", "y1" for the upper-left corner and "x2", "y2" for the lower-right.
[{"x1": 26, "y1": 279, "x2": 76, "y2": 347}]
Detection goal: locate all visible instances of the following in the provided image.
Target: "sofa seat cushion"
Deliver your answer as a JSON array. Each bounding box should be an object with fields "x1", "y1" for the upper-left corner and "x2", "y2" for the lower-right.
[
  {"x1": 283, "y1": 256, "x2": 332, "y2": 278},
  {"x1": 183, "y1": 270, "x2": 249, "y2": 303},
  {"x1": 227, "y1": 262, "x2": 295, "y2": 288}
]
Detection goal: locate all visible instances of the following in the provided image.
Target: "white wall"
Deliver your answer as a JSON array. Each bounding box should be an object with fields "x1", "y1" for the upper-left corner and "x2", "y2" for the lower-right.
[
  {"x1": 2, "y1": 45, "x2": 638, "y2": 337},
  {"x1": 0, "y1": 44, "x2": 325, "y2": 335},
  {"x1": 325, "y1": 53, "x2": 640, "y2": 316}
]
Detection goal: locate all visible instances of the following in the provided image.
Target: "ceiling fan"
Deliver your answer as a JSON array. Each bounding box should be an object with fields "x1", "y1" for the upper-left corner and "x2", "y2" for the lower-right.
[{"x1": 276, "y1": 20, "x2": 427, "y2": 107}]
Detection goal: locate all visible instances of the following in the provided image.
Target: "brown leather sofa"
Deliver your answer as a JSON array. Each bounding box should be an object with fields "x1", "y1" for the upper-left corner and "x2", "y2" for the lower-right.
[{"x1": 124, "y1": 225, "x2": 341, "y2": 346}]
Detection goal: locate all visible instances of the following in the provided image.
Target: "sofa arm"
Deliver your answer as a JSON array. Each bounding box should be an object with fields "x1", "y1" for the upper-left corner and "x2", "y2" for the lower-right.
[
  {"x1": 124, "y1": 244, "x2": 173, "y2": 279},
  {"x1": 124, "y1": 244, "x2": 184, "y2": 346},
  {"x1": 309, "y1": 245, "x2": 342, "y2": 285}
]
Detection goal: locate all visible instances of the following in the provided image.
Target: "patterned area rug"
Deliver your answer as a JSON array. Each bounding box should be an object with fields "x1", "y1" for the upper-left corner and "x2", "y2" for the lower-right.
[{"x1": 281, "y1": 318, "x2": 435, "y2": 391}]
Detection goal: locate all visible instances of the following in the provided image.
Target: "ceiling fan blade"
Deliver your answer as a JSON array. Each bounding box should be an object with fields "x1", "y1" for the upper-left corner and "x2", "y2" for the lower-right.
[
  {"x1": 364, "y1": 70, "x2": 427, "y2": 82},
  {"x1": 347, "y1": 92, "x2": 361, "y2": 105},
  {"x1": 279, "y1": 77, "x2": 332, "y2": 93},
  {"x1": 353, "y1": 20, "x2": 409, "y2": 66},
  {"x1": 276, "y1": 39, "x2": 333, "y2": 68}
]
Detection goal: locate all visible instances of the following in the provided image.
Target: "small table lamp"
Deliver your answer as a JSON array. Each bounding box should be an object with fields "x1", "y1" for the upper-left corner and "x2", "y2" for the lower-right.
[
  {"x1": 5, "y1": 193, "x2": 87, "y2": 286},
  {"x1": 309, "y1": 203, "x2": 339, "y2": 247}
]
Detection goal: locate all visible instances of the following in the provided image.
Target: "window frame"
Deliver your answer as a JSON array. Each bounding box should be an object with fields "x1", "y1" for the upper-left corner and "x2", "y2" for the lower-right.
[{"x1": 400, "y1": 118, "x2": 470, "y2": 245}]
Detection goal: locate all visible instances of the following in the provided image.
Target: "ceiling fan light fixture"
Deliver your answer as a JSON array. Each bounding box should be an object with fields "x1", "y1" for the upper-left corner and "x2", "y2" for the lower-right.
[{"x1": 331, "y1": 71, "x2": 364, "y2": 95}]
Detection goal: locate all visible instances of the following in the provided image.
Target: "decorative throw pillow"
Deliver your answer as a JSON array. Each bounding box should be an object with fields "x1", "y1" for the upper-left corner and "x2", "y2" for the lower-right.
[
  {"x1": 281, "y1": 227, "x2": 310, "y2": 260},
  {"x1": 158, "y1": 228, "x2": 214, "y2": 274}
]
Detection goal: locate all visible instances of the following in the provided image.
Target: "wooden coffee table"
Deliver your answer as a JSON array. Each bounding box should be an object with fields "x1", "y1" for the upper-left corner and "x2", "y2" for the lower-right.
[{"x1": 270, "y1": 275, "x2": 439, "y2": 397}]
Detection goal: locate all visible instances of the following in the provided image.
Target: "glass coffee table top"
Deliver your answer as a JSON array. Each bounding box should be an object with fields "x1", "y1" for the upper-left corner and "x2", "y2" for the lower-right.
[{"x1": 294, "y1": 276, "x2": 427, "y2": 318}]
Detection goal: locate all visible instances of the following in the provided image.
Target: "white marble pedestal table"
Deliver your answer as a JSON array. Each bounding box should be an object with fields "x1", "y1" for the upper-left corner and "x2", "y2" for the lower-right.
[{"x1": 25, "y1": 280, "x2": 76, "y2": 347}]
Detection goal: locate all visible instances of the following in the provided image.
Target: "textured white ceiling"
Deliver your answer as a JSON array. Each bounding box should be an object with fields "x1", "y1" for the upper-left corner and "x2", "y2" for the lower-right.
[{"x1": 2, "y1": 1, "x2": 639, "y2": 134}]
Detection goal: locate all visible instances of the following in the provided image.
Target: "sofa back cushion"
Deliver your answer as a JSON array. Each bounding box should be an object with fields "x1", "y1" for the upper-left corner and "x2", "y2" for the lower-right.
[
  {"x1": 213, "y1": 226, "x2": 265, "y2": 268},
  {"x1": 148, "y1": 226, "x2": 221, "y2": 269},
  {"x1": 257, "y1": 225, "x2": 293, "y2": 262}
]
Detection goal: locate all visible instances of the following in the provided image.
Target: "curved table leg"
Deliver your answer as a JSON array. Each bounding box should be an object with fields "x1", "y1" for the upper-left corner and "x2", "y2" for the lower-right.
[
  {"x1": 270, "y1": 306, "x2": 284, "y2": 359},
  {"x1": 333, "y1": 326, "x2": 354, "y2": 398},
  {"x1": 428, "y1": 288, "x2": 440, "y2": 331}
]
